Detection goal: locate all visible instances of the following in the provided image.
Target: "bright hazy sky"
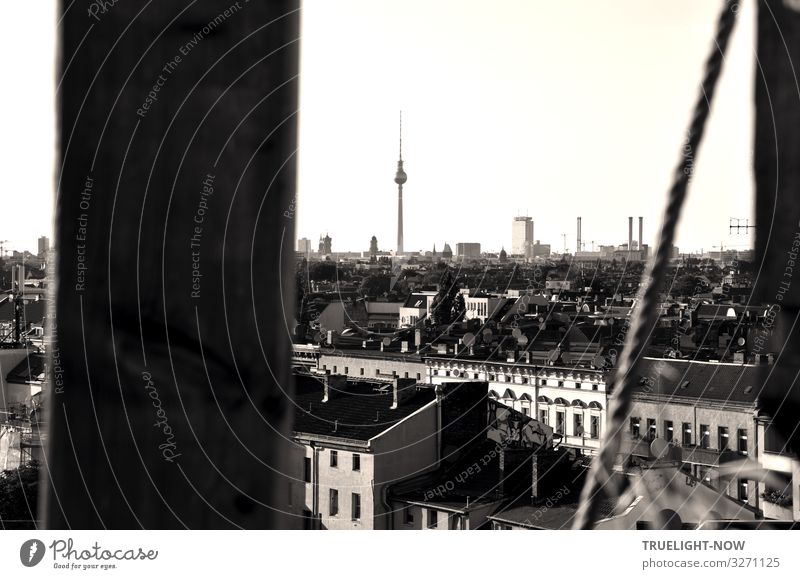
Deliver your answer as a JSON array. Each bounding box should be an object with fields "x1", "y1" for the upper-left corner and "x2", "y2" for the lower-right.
[
  {"x1": 297, "y1": 0, "x2": 756, "y2": 254},
  {"x1": 0, "y1": 2, "x2": 56, "y2": 254},
  {"x1": 0, "y1": 1, "x2": 755, "y2": 255}
]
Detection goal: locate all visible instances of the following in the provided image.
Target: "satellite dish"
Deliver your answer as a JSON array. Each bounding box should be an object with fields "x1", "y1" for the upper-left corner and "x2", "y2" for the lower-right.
[
  {"x1": 482, "y1": 329, "x2": 493, "y2": 341},
  {"x1": 650, "y1": 438, "x2": 669, "y2": 460},
  {"x1": 539, "y1": 323, "x2": 547, "y2": 331},
  {"x1": 517, "y1": 335, "x2": 529, "y2": 346},
  {"x1": 382, "y1": 337, "x2": 392, "y2": 347},
  {"x1": 452, "y1": 369, "x2": 460, "y2": 378},
  {"x1": 548, "y1": 349, "x2": 560, "y2": 364},
  {"x1": 737, "y1": 337, "x2": 746, "y2": 347},
  {"x1": 511, "y1": 328, "x2": 523, "y2": 340},
  {"x1": 463, "y1": 332, "x2": 476, "y2": 347}
]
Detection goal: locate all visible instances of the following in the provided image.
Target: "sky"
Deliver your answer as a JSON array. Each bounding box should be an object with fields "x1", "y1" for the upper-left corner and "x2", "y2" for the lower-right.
[
  {"x1": 296, "y1": 0, "x2": 756, "y2": 255},
  {"x1": 0, "y1": 2, "x2": 57, "y2": 254},
  {"x1": 0, "y1": 1, "x2": 755, "y2": 255}
]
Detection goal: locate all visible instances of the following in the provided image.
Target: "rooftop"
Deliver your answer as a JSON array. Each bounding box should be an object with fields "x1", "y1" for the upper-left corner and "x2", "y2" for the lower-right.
[
  {"x1": 626, "y1": 357, "x2": 762, "y2": 406},
  {"x1": 292, "y1": 374, "x2": 435, "y2": 443}
]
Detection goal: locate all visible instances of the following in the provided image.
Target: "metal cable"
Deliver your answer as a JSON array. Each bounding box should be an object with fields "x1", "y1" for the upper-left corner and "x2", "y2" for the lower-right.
[{"x1": 573, "y1": 0, "x2": 740, "y2": 529}]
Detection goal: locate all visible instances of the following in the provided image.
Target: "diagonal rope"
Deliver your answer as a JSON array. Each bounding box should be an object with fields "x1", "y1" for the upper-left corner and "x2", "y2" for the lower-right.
[{"x1": 573, "y1": 0, "x2": 740, "y2": 529}]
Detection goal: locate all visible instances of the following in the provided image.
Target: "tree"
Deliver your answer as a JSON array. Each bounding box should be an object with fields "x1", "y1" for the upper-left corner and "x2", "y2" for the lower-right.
[
  {"x1": 430, "y1": 270, "x2": 459, "y2": 327},
  {"x1": 0, "y1": 461, "x2": 39, "y2": 528},
  {"x1": 360, "y1": 274, "x2": 390, "y2": 298},
  {"x1": 451, "y1": 292, "x2": 466, "y2": 322}
]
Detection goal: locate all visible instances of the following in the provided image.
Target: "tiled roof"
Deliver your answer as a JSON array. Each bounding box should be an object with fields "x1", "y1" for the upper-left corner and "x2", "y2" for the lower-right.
[
  {"x1": 625, "y1": 357, "x2": 761, "y2": 406},
  {"x1": 292, "y1": 374, "x2": 435, "y2": 442}
]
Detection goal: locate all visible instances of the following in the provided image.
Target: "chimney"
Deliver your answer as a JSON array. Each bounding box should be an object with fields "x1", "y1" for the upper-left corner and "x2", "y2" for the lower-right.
[
  {"x1": 391, "y1": 377, "x2": 417, "y2": 409},
  {"x1": 576, "y1": 217, "x2": 582, "y2": 254},
  {"x1": 322, "y1": 374, "x2": 347, "y2": 403},
  {"x1": 638, "y1": 216, "x2": 643, "y2": 253},
  {"x1": 628, "y1": 216, "x2": 633, "y2": 254}
]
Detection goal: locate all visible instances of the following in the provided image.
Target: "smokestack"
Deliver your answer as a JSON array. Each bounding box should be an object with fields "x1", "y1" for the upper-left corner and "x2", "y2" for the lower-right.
[
  {"x1": 577, "y1": 217, "x2": 582, "y2": 254},
  {"x1": 628, "y1": 216, "x2": 633, "y2": 254},
  {"x1": 638, "y1": 216, "x2": 643, "y2": 254}
]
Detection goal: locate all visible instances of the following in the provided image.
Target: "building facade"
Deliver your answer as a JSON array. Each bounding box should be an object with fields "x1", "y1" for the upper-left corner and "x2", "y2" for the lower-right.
[{"x1": 512, "y1": 216, "x2": 533, "y2": 256}]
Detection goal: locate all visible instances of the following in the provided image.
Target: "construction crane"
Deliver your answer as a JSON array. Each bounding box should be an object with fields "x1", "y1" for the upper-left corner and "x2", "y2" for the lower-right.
[{"x1": 729, "y1": 217, "x2": 755, "y2": 234}]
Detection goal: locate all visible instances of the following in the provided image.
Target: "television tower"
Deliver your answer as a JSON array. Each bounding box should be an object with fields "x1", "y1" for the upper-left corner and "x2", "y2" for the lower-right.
[{"x1": 394, "y1": 111, "x2": 407, "y2": 255}]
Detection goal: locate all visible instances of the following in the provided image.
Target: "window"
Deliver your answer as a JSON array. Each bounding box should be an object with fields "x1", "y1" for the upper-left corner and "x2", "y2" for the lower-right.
[
  {"x1": 329, "y1": 489, "x2": 339, "y2": 516},
  {"x1": 630, "y1": 417, "x2": 640, "y2": 438},
  {"x1": 404, "y1": 372, "x2": 409, "y2": 378},
  {"x1": 449, "y1": 514, "x2": 463, "y2": 530},
  {"x1": 360, "y1": 368, "x2": 364, "y2": 376},
  {"x1": 575, "y1": 383, "x2": 582, "y2": 389},
  {"x1": 344, "y1": 366, "x2": 349, "y2": 374},
  {"x1": 330, "y1": 450, "x2": 338, "y2": 468},
  {"x1": 352, "y1": 453, "x2": 360, "y2": 471},
  {"x1": 664, "y1": 420, "x2": 674, "y2": 442},
  {"x1": 428, "y1": 509, "x2": 438, "y2": 529},
  {"x1": 737, "y1": 429, "x2": 748, "y2": 455},
  {"x1": 417, "y1": 373, "x2": 422, "y2": 380},
  {"x1": 718, "y1": 427, "x2": 729, "y2": 451},
  {"x1": 351, "y1": 493, "x2": 361, "y2": 520},
  {"x1": 558, "y1": 381, "x2": 564, "y2": 388},
  {"x1": 682, "y1": 423, "x2": 692, "y2": 446},
  {"x1": 738, "y1": 479, "x2": 749, "y2": 502},
  {"x1": 647, "y1": 418, "x2": 657, "y2": 440},
  {"x1": 592, "y1": 384, "x2": 599, "y2": 391},
  {"x1": 590, "y1": 415, "x2": 599, "y2": 439},
  {"x1": 522, "y1": 406, "x2": 530, "y2": 416},
  {"x1": 333, "y1": 366, "x2": 337, "y2": 373},
  {"x1": 574, "y1": 414, "x2": 584, "y2": 436},
  {"x1": 303, "y1": 457, "x2": 311, "y2": 483},
  {"x1": 403, "y1": 506, "x2": 414, "y2": 525},
  {"x1": 764, "y1": 424, "x2": 788, "y2": 454},
  {"x1": 375, "y1": 369, "x2": 380, "y2": 376},
  {"x1": 539, "y1": 409, "x2": 548, "y2": 425},
  {"x1": 556, "y1": 411, "x2": 565, "y2": 435},
  {"x1": 700, "y1": 425, "x2": 710, "y2": 449}
]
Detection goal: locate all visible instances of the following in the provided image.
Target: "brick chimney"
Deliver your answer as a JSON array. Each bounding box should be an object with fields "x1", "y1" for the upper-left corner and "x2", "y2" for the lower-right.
[
  {"x1": 391, "y1": 377, "x2": 417, "y2": 409},
  {"x1": 322, "y1": 374, "x2": 348, "y2": 403}
]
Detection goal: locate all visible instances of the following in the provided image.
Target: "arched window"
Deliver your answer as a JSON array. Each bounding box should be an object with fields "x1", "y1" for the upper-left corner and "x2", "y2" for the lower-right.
[
  {"x1": 488, "y1": 390, "x2": 500, "y2": 399},
  {"x1": 588, "y1": 401, "x2": 603, "y2": 410}
]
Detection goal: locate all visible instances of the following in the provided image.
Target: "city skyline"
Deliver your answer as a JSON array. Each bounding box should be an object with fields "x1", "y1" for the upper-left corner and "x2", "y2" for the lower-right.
[
  {"x1": 296, "y1": 0, "x2": 756, "y2": 255},
  {"x1": 1, "y1": 1, "x2": 757, "y2": 255}
]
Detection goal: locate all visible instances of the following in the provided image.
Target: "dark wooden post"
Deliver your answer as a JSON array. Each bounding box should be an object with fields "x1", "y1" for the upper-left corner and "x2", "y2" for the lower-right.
[
  {"x1": 46, "y1": 0, "x2": 300, "y2": 528},
  {"x1": 754, "y1": 0, "x2": 800, "y2": 453}
]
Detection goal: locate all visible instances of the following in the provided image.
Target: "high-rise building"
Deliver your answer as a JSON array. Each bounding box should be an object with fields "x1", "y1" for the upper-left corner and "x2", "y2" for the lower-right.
[
  {"x1": 369, "y1": 236, "x2": 378, "y2": 259},
  {"x1": 297, "y1": 237, "x2": 311, "y2": 255},
  {"x1": 511, "y1": 216, "x2": 533, "y2": 256},
  {"x1": 394, "y1": 112, "x2": 407, "y2": 255},
  {"x1": 38, "y1": 236, "x2": 50, "y2": 257},
  {"x1": 456, "y1": 242, "x2": 481, "y2": 259}
]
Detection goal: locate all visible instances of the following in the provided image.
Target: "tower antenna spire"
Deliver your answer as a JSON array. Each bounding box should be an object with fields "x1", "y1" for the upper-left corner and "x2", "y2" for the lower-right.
[{"x1": 399, "y1": 110, "x2": 403, "y2": 160}]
